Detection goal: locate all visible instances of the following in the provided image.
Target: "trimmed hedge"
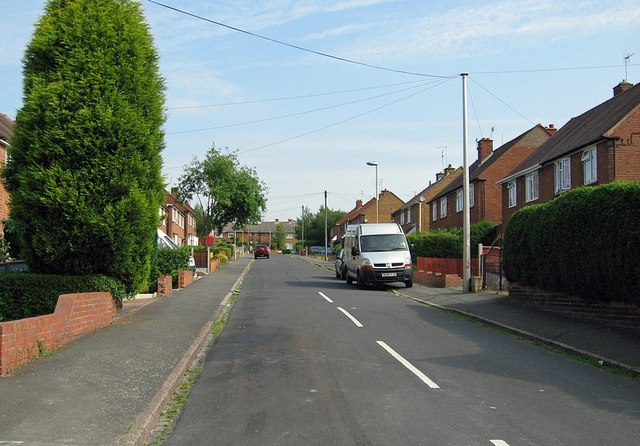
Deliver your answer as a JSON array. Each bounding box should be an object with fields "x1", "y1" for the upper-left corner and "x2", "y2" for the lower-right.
[
  {"x1": 407, "y1": 220, "x2": 498, "y2": 259},
  {"x1": 0, "y1": 272, "x2": 127, "y2": 322},
  {"x1": 504, "y1": 181, "x2": 640, "y2": 304}
]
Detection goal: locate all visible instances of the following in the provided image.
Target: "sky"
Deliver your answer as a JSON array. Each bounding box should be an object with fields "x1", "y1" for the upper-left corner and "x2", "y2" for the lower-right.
[{"x1": 1, "y1": 0, "x2": 638, "y2": 222}]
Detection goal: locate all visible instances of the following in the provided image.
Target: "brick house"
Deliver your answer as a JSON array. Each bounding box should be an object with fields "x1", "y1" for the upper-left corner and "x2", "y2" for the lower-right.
[
  {"x1": 160, "y1": 188, "x2": 198, "y2": 246},
  {"x1": 333, "y1": 189, "x2": 405, "y2": 242},
  {"x1": 0, "y1": 113, "x2": 14, "y2": 234},
  {"x1": 220, "y1": 219, "x2": 298, "y2": 250},
  {"x1": 499, "y1": 81, "x2": 640, "y2": 227},
  {"x1": 429, "y1": 124, "x2": 555, "y2": 232},
  {"x1": 391, "y1": 165, "x2": 462, "y2": 234}
]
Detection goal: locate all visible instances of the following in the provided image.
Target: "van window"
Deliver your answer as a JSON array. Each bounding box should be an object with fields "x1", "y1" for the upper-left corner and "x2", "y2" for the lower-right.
[{"x1": 360, "y1": 234, "x2": 407, "y2": 252}]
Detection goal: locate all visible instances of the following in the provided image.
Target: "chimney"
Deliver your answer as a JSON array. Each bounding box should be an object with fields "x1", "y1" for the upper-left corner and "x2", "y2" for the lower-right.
[
  {"x1": 477, "y1": 138, "x2": 493, "y2": 162},
  {"x1": 545, "y1": 124, "x2": 557, "y2": 136},
  {"x1": 613, "y1": 81, "x2": 633, "y2": 96},
  {"x1": 275, "y1": 218, "x2": 279, "y2": 223},
  {"x1": 444, "y1": 164, "x2": 455, "y2": 175},
  {"x1": 435, "y1": 170, "x2": 445, "y2": 182},
  {"x1": 170, "y1": 187, "x2": 179, "y2": 198},
  {"x1": 356, "y1": 199, "x2": 363, "y2": 208}
]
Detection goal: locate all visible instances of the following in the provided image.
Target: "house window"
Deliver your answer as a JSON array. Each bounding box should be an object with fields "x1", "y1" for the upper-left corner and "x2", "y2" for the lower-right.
[
  {"x1": 455, "y1": 189, "x2": 463, "y2": 213},
  {"x1": 582, "y1": 147, "x2": 597, "y2": 184},
  {"x1": 507, "y1": 181, "x2": 517, "y2": 208},
  {"x1": 469, "y1": 183, "x2": 475, "y2": 208},
  {"x1": 172, "y1": 208, "x2": 184, "y2": 228},
  {"x1": 554, "y1": 158, "x2": 571, "y2": 193},
  {"x1": 287, "y1": 232, "x2": 294, "y2": 239},
  {"x1": 406, "y1": 209, "x2": 411, "y2": 223},
  {"x1": 440, "y1": 197, "x2": 447, "y2": 218},
  {"x1": 400, "y1": 212, "x2": 405, "y2": 225},
  {"x1": 525, "y1": 171, "x2": 539, "y2": 202},
  {"x1": 432, "y1": 202, "x2": 437, "y2": 221}
]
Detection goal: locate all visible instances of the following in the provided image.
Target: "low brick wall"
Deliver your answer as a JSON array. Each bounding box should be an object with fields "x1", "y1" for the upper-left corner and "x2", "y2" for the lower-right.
[
  {"x1": 178, "y1": 270, "x2": 193, "y2": 288},
  {"x1": 157, "y1": 275, "x2": 172, "y2": 296},
  {"x1": 508, "y1": 283, "x2": 640, "y2": 331},
  {"x1": 414, "y1": 270, "x2": 463, "y2": 288},
  {"x1": 0, "y1": 292, "x2": 115, "y2": 375}
]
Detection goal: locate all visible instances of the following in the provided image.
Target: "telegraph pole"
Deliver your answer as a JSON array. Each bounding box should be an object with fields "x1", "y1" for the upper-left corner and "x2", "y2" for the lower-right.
[
  {"x1": 462, "y1": 73, "x2": 471, "y2": 292},
  {"x1": 324, "y1": 191, "x2": 328, "y2": 262}
]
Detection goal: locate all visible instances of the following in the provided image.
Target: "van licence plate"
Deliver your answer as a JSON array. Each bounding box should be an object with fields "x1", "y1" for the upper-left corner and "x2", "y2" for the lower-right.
[{"x1": 381, "y1": 272, "x2": 397, "y2": 277}]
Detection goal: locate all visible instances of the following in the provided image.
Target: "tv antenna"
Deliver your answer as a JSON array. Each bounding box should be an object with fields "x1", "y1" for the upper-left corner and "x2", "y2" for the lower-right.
[
  {"x1": 624, "y1": 53, "x2": 634, "y2": 81},
  {"x1": 437, "y1": 146, "x2": 447, "y2": 169}
]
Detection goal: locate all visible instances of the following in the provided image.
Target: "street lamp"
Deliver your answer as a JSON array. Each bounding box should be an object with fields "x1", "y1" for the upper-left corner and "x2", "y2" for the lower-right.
[
  {"x1": 418, "y1": 196, "x2": 425, "y2": 232},
  {"x1": 366, "y1": 161, "x2": 379, "y2": 223}
]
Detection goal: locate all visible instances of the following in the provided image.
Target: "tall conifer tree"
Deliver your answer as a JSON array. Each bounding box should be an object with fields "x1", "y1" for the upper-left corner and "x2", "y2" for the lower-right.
[{"x1": 4, "y1": 0, "x2": 165, "y2": 293}]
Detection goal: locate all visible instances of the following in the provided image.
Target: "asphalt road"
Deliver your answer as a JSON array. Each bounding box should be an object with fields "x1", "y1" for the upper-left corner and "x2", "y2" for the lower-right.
[{"x1": 164, "y1": 255, "x2": 640, "y2": 445}]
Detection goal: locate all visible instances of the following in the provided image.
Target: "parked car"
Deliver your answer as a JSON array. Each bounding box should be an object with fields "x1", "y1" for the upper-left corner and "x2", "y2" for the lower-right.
[
  {"x1": 254, "y1": 244, "x2": 270, "y2": 259},
  {"x1": 335, "y1": 249, "x2": 346, "y2": 279},
  {"x1": 157, "y1": 229, "x2": 196, "y2": 273}
]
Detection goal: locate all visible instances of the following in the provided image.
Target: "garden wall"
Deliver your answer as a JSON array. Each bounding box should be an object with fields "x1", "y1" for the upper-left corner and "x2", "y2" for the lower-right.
[{"x1": 0, "y1": 292, "x2": 115, "y2": 375}]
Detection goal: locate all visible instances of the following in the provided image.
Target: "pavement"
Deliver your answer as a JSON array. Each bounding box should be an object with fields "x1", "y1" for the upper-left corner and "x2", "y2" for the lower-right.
[{"x1": 0, "y1": 254, "x2": 638, "y2": 446}]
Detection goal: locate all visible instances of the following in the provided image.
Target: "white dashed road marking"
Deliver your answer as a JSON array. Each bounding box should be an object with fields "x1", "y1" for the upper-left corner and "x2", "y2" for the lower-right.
[
  {"x1": 337, "y1": 307, "x2": 364, "y2": 327},
  {"x1": 376, "y1": 341, "x2": 440, "y2": 389},
  {"x1": 318, "y1": 291, "x2": 333, "y2": 303}
]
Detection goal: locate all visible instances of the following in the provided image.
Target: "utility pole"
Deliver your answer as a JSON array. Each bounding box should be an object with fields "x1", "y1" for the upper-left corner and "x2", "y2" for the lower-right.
[
  {"x1": 462, "y1": 73, "x2": 471, "y2": 293},
  {"x1": 324, "y1": 191, "x2": 328, "y2": 262},
  {"x1": 301, "y1": 205, "x2": 305, "y2": 255}
]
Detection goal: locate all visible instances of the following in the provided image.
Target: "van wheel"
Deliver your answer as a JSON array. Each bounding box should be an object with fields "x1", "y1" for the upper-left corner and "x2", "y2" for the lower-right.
[
  {"x1": 357, "y1": 271, "x2": 367, "y2": 290},
  {"x1": 405, "y1": 278, "x2": 413, "y2": 288},
  {"x1": 346, "y1": 273, "x2": 353, "y2": 285}
]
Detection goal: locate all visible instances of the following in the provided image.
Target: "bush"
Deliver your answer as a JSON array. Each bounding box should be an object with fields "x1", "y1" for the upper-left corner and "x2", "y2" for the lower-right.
[
  {"x1": 212, "y1": 241, "x2": 233, "y2": 260},
  {"x1": 154, "y1": 247, "x2": 190, "y2": 279},
  {"x1": 0, "y1": 272, "x2": 127, "y2": 322},
  {"x1": 407, "y1": 220, "x2": 498, "y2": 260},
  {"x1": 504, "y1": 181, "x2": 640, "y2": 304}
]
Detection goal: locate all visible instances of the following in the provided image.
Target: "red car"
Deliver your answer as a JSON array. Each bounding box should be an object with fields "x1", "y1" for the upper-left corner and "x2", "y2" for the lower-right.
[{"x1": 254, "y1": 244, "x2": 270, "y2": 259}]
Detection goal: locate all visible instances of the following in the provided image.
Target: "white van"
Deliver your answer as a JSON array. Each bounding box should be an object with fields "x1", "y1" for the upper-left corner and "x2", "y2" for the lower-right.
[{"x1": 343, "y1": 223, "x2": 413, "y2": 289}]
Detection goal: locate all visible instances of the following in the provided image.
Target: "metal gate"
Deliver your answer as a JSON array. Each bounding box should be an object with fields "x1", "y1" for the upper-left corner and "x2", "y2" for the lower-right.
[{"x1": 480, "y1": 235, "x2": 506, "y2": 292}]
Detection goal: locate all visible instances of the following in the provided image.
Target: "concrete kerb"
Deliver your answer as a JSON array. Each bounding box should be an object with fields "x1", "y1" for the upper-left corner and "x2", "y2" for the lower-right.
[
  {"x1": 119, "y1": 259, "x2": 255, "y2": 446},
  {"x1": 392, "y1": 290, "x2": 640, "y2": 378}
]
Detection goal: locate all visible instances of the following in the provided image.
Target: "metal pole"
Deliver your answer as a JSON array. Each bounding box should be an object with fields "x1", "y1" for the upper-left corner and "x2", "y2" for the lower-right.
[
  {"x1": 462, "y1": 73, "x2": 471, "y2": 292},
  {"x1": 375, "y1": 165, "x2": 379, "y2": 223},
  {"x1": 324, "y1": 191, "x2": 328, "y2": 262}
]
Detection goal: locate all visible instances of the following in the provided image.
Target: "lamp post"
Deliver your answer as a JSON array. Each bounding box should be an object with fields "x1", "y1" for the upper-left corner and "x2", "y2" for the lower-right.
[
  {"x1": 418, "y1": 196, "x2": 425, "y2": 232},
  {"x1": 366, "y1": 161, "x2": 379, "y2": 223}
]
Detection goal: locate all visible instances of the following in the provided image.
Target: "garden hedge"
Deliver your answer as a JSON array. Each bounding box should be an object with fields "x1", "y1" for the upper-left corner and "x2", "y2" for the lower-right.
[
  {"x1": 504, "y1": 181, "x2": 640, "y2": 304},
  {"x1": 407, "y1": 220, "x2": 498, "y2": 260},
  {"x1": 0, "y1": 272, "x2": 127, "y2": 322}
]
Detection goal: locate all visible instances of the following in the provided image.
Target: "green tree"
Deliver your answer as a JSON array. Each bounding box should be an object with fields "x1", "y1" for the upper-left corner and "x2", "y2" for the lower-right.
[
  {"x1": 178, "y1": 146, "x2": 267, "y2": 242},
  {"x1": 3, "y1": 0, "x2": 165, "y2": 293},
  {"x1": 273, "y1": 223, "x2": 286, "y2": 250},
  {"x1": 296, "y1": 206, "x2": 346, "y2": 247}
]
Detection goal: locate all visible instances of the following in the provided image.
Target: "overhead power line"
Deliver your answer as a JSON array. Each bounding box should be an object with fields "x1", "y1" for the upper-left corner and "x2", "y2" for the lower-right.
[
  {"x1": 146, "y1": 0, "x2": 453, "y2": 79},
  {"x1": 167, "y1": 80, "x2": 441, "y2": 135},
  {"x1": 167, "y1": 79, "x2": 435, "y2": 110}
]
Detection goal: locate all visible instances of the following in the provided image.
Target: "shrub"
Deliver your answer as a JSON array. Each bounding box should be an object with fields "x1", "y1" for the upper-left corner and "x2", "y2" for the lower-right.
[
  {"x1": 407, "y1": 220, "x2": 498, "y2": 260},
  {"x1": 0, "y1": 272, "x2": 127, "y2": 322},
  {"x1": 504, "y1": 181, "x2": 640, "y2": 304},
  {"x1": 154, "y1": 247, "x2": 191, "y2": 279}
]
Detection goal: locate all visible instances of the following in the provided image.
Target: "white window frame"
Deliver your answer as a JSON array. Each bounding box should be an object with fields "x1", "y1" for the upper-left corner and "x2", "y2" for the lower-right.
[
  {"x1": 525, "y1": 171, "x2": 539, "y2": 202},
  {"x1": 455, "y1": 189, "x2": 463, "y2": 213},
  {"x1": 469, "y1": 183, "x2": 475, "y2": 208},
  {"x1": 440, "y1": 197, "x2": 448, "y2": 218},
  {"x1": 554, "y1": 158, "x2": 571, "y2": 193},
  {"x1": 582, "y1": 146, "x2": 597, "y2": 185},
  {"x1": 431, "y1": 202, "x2": 438, "y2": 221},
  {"x1": 507, "y1": 181, "x2": 517, "y2": 208},
  {"x1": 400, "y1": 212, "x2": 405, "y2": 225}
]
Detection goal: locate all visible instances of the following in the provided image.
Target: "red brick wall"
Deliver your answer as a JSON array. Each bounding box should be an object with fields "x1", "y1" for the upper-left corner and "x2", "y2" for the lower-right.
[
  {"x1": 178, "y1": 270, "x2": 193, "y2": 288},
  {"x1": 509, "y1": 284, "x2": 640, "y2": 331},
  {"x1": 0, "y1": 292, "x2": 115, "y2": 375},
  {"x1": 0, "y1": 143, "x2": 9, "y2": 226}
]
